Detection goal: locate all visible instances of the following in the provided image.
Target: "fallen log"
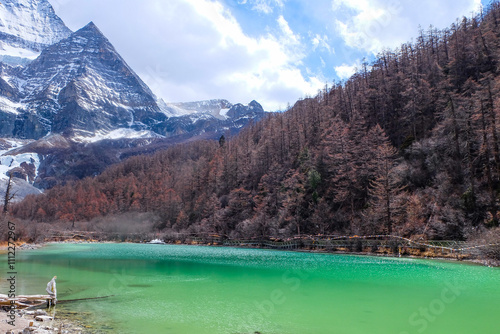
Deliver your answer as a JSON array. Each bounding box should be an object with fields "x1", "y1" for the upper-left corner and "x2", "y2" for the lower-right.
[
  {"x1": 57, "y1": 295, "x2": 115, "y2": 304},
  {"x1": 1, "y1": 294, "x2": 114, "y2": 310},
  {"x1": 0, "y1": 294, "x2": 55, "y2": 309}
]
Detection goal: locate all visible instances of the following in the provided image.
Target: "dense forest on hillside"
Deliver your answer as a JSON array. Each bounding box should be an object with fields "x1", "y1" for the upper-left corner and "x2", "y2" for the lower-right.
[{"x1": 10, "y1": 3, "x2": 500, "y2": 241}]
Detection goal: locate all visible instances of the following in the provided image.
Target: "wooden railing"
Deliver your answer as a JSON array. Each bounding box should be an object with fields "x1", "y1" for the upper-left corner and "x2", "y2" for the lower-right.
[
  {"x1": 221, "y1": 235, "x2": 499, "y2": 256},
  {"x1": 43, "y1": 230, "x2": 499, "y2": 257}
]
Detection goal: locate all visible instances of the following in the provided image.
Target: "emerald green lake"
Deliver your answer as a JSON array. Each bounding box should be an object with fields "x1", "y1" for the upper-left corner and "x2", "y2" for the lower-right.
[{"x1": 2, "y1": 243, "x2": 499, "y2": 334}]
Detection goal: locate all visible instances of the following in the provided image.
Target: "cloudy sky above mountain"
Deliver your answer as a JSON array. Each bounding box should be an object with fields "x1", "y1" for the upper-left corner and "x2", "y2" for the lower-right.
[{"x1": 53, "y1": 0, "x2": 485, "y2": 110}]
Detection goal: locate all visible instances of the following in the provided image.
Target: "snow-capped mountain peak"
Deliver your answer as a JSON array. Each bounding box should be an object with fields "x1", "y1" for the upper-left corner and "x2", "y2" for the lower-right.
[
  {"x1": 0, "y1": 0, "x2": 71, "y2": 64},
  {"x1": 70, "y1": 21, "x2": 109, "y2": 46},
  {"x1": 12, "y1": 20, "x2": 165, "y2": 139},
  {"x1": 0, "y1": 0, "x2": 71, "y2": 45}
]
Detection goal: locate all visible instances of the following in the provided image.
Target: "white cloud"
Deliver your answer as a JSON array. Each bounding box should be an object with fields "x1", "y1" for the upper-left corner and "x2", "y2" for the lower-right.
[
  {"x1": 278, "y1": 15, "x2": 300, "y2": 45},
  {"x1": 332, "y1": 0, "x2": 483, "y2": 54},
  {"x1": 334, "y1": 62, "x2": 359, "y2": 80},
  {"x1": 245, "y1": 0, "x2": 285, "y2": 14},
  {"x1": 311, "y1": 34, "x2": 333, "y2": 53},
  {"x1": 276, "y1": 15, "x2": 304, "y2": 62},
  {"x1": 334, "y1": 59, "x2": 372, "y2": 80}
]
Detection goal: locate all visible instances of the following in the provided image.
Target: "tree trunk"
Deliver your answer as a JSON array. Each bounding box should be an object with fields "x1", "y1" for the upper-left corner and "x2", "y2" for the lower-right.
[{"x1": 3, "y1": 175, "x2": 14, "y2": 214}]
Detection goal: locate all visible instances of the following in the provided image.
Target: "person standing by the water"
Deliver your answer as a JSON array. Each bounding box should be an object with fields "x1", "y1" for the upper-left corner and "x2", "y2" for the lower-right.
[{"x1": 46, "y1": 276, "x2": 57, "y2": 305}]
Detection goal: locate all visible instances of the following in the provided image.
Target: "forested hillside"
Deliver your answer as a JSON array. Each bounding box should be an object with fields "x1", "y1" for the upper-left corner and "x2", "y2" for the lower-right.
[{"x1": 11, "y1": 3, "x2": 500, "y2": 241}]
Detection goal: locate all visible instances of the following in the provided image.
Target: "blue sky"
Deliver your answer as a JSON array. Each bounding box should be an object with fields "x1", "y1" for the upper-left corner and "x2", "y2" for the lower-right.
[{"x1": 53, "y1": 0, "x2": 488, "y2": 110}]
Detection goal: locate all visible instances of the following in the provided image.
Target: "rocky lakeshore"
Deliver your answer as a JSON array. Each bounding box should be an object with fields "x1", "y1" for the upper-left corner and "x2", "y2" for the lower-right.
[
  {"x1": 1, "y1": 306, "x2": 115, "y2": 334},
  {"x1": 1, "y1": 308, "x2": 79, "y2": 334}
]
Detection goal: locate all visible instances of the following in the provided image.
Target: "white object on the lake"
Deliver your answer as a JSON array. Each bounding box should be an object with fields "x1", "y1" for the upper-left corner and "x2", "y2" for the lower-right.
[
  {"x1": 148, "y1": 239, "x2": 166, "y2": 244},
  {"x1": 45, "y1": 276, "x2": 57, "y2": 304}
]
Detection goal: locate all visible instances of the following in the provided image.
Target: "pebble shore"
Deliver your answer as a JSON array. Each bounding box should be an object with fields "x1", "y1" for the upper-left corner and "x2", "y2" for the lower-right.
[{"x1": 1, "y1": 307, "x2": 110, "y2": 334}]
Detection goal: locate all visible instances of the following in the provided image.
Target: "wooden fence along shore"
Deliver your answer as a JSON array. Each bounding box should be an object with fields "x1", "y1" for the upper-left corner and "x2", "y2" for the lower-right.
[
  {"x1": 220, "y1": 235, "x2": 498, "y2": 257},
  {"x1": 44, "y1": 230, "x2": 500, "y2": 259}
]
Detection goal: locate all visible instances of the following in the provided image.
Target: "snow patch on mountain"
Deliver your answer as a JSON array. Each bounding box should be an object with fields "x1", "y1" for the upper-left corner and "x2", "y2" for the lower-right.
[
  {"x1": 0, "y1": 138, "x2": 40, "y2": 183},
  {"x1": 72, "y1": 128, "x2": 165, "y2": 144},
  {"x1": 0, "y1": 95, "x2": 24, "y2": 114},
  {"x1": 219, "y1": 108, "x2": 230, "y2": 120},
  {"x1": 0, "y1": 151, "x2": 40, "y2": 177},
  {"x1": 0, "y1": 41, "x2": 40, "y2": 63}
]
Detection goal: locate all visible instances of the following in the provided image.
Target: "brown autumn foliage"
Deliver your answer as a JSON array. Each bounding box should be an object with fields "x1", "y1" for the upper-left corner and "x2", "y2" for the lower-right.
[{"x1": 10, "y1": 3, "x2": 500, "y2": 242}]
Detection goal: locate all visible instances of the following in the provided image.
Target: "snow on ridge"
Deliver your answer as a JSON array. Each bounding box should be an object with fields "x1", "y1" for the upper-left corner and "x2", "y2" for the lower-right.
[
  {"x1": 0, "y1": 95, "x2": 24, "y2": 114},
  {"x1": 0, "y1": 138, "x2": 33, "y2": 150},
  {"x1": 189, "y1": 113, "x2": 214, "y2": 123},
  {"x1": 163, "y1": 99, "x2": 233, "y2": 119},
  {"x1": 219, "y1": 108, "x2": 230, "y2": 120},
  {"x1": 164, "y1": 103, "x2": 192, "y2": 117},
  {"x1": 72, "y1": 128, "x2": 165, "y2": 143},
  {"x1": 0, "y1": 43, "x2": 40, "y2": 61}
]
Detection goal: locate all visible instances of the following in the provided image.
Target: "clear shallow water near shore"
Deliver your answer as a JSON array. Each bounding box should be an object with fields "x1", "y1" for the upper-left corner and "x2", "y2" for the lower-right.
[{"x1": 2, "y1": 243, "x2": 499, "y2": 334}]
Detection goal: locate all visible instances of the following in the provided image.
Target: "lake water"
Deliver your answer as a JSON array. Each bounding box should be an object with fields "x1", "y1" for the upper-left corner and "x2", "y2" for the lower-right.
[{"x1": 2, "y1": 243, "x2": 499, "y2": 334}]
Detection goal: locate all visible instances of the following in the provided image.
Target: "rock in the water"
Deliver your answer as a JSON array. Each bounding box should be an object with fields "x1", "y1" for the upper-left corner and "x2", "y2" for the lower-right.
[
  {"x1": 34, "y1": 309, "x2": 48, "y2": 316},
  {"x1": 35, "y1": 315, "x2": 53, "y2": 321}
]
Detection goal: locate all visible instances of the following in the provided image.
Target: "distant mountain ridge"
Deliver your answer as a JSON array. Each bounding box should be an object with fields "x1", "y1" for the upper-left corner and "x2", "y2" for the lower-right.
[
  {"x1": 165, "y1": 99, "x2": 233, "y2": 119},
  {"x1": 0, "y1": 0, "x2": 268, "y2": 195}
]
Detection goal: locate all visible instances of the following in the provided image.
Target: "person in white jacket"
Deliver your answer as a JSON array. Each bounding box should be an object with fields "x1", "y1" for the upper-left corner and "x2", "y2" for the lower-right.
[{"x1": 46, "y1": 276, "x2": 57, "y2": 305}]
